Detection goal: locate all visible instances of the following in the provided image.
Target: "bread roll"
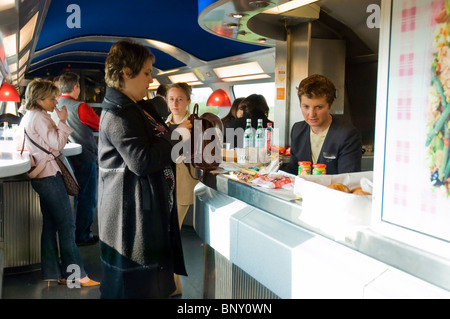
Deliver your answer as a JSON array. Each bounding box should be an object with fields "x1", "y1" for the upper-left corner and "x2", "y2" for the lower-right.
[
  {"x1": 327, "y1": 183, "x2": 350, "y2": 193},
  {"x1": 351, "y1": 187, "x2": 362, "y2": 193},
  {"x1": 352, "y1": 188, "x2": 371, "y2": 196}
]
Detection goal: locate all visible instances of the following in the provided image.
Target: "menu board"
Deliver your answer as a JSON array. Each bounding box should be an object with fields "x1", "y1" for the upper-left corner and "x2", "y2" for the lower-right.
[{"x1": 382, "y1": 0, "x2": 450, "y2": 241}]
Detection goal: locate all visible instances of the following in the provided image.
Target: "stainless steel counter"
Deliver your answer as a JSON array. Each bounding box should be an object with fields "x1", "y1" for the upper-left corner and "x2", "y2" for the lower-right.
[{"x1": 194, "y1": 172, "x2": 450, "y2": 298}]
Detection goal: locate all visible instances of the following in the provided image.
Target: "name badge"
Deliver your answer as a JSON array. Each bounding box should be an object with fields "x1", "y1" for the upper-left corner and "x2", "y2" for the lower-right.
[{"x1": 323, "y1": 152, "x2": 336, "y2": 160}]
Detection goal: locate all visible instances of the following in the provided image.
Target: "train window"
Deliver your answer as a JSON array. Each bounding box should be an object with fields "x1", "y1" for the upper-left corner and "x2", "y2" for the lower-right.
[
  {"x1": 4, "y1": 101, "x2": 17, "y2": 115},
  {"x1": 81, "y1": 70, "x2": 106, "y2": 104},
  {"x1": 191, "y1": 87, "x2": 214, "y2": 115},
  {"x1": 232, "y1": 82, "x2": 275, "y2": 121}
]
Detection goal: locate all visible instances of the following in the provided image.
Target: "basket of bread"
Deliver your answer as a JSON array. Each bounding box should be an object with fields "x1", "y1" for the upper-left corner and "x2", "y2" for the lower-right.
[{"x1": 293, "y1": 171, "x2": 373, "y2": 240}]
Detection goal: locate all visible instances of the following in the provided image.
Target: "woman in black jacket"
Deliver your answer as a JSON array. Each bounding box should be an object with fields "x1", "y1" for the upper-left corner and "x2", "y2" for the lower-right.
[{"x1": 98, "y1": 39, "x2": 191, "y2": 298}]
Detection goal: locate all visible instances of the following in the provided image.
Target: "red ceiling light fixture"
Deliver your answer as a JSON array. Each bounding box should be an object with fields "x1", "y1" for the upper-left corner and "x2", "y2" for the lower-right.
[
  {"x1": 206, "y1": 89, "x2": 231, "y2": 107},
  {"x1": 0, "y1": 81, "x2": 20, "y2": 102}
]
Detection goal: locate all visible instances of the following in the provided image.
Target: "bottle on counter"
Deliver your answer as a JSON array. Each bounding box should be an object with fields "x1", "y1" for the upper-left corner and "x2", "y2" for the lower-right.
[
  {"x1": 298, "y1": 161, "x2": 311, "y2": 175},
  {"x1": 312, "y1": 163, "x2": 327, "y2": 175},
  {"x1": 3, "y1": 121, "x2": 9, "y2": 140},
  {"x1": 255, "y1": 119, "x2": 264, "y2": 149},
  {"x1": 265, "y1": 122, "x2": 273, "y2": 156},
  {"x1": 243, "y1": 118, "x2": 254, "y2": 148},
  {"x1": 255, "y1": 119, "x2": 266, "y2": 163}
]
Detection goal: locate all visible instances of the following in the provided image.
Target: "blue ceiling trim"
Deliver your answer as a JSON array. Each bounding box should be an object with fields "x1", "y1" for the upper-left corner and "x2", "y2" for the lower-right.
[
  {"x1": 32, "y1": 41, "x2": 185, "y2": 71},
  {"x1": 198, "y1": 0, "x2": 218, "y2": 14},
  {"x1": 33, "y1": 0, "x2": 267, "y2": 72}
]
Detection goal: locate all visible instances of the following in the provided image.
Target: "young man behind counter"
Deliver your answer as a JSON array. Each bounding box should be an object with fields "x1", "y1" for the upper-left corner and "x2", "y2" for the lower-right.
[{"x1": 288, "y1": 74, "x2": 362, "y2": 175}]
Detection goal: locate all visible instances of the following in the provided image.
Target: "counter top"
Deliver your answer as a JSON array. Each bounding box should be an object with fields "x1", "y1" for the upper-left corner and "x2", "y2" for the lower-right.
[
  {"x1": 198, "y1": 171, "x2": 450, "y2": 294},
  {"x1": 0, "y1": 141, "x2": 31, "y2": 178},
  {"x1": 61, "y1": 142, "x2": 82, "y2": 157},
  {"x1": 0, "y1": 139, "x2": 82, "y2": 178}
]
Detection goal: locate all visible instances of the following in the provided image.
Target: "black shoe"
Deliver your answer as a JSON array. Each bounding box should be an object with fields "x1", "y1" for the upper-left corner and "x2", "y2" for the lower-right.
[{"x1": 77, "y1": 235, "x2": 99, "y2": 246}]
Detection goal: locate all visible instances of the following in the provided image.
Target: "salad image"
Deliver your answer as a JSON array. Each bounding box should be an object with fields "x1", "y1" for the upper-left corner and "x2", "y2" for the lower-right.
[{"x1": 427, "y1": 0, "x2": 450, "y2": 196}]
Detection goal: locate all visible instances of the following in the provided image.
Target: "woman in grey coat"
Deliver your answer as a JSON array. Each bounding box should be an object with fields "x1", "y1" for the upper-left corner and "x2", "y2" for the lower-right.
[{"x1": 98, "y1": 39, "x2": 191, "y2": 298}]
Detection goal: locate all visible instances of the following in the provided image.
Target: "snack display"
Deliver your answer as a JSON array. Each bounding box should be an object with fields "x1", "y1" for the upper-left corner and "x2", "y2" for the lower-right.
[
  {"x1": 325, "y1": 183, "x2": 371, "y2": 196},
  {"x1": 227, "y1": 163, "x2": 294, "y2": 191},
  {"x1": 295, "y1": 171, "x2": 374, "y2": 240},
  {"x1": 229, "y1": 168, "x2": 259, "y2": 182},
  {"x1": 251, "y1": 173, "x2": 293, "y2": 189}
]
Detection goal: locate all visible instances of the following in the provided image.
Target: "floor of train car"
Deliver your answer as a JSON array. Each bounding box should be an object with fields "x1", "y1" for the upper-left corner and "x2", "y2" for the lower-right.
[{"x1": 1, "y1": 226, "x2": 204, "y2": 299}]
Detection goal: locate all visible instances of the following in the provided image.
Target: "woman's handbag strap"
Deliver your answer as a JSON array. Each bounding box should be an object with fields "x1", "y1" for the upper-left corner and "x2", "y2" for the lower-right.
[{"x1": 24, "y1": 129, "x2": 54, "y2": 156}]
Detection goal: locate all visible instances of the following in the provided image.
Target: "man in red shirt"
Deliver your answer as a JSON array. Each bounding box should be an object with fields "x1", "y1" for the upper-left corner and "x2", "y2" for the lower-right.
[{"x1": 58, "y1": 72, "x2": 100, "y2": 246}]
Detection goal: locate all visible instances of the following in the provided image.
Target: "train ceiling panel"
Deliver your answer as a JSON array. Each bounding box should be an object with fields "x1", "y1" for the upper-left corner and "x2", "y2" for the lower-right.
[
  {"x1": 0, "y1": 0, "x2": 380, "y2": 85},
  {"x1": 29, "y1": 0, "x2": 268, "y2": 77}
]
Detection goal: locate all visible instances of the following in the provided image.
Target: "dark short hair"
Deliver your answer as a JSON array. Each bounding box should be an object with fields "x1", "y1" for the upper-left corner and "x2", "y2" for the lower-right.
[
  {"x1": 58, "y1": 72, "x2": 79, "y2": 94},
  {"x1": 156, "y1": 84, "x2": 169, "y2": 97},
  {"x1": 221, "y1": 97, "x2": 244, "y2": 122},
  {"x1": 239, "y1": 94, "x2": 269, "y2": 117},
  {"x1": 297, "y1": 74, "x2": 336, "y2": 105},
  {"x1": 105, "y1": 38, "x2": 155, "y2": 90}
]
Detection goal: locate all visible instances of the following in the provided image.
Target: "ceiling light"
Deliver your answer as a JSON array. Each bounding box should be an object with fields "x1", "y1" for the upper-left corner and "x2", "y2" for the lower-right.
[
  {"x1": 206, "y1": 89, "x2": 232, "y2": 107},
  {"x1": 8, "y1": 62, "x2": 17, "y2": 73},
  {"x1": 20, "y1": 11, "x2": 39, "y2": 51},
  {"x1": 148, "y1": 78, "x2": 160, "y2": 90},
  {"x1": 0, "y1": 81, "x2": 20, "y2": 102},
  {"x1": 232, "y1": 13, "x2": 247, "y2": 19},
  {"x1": 263, "y1": 0, "x2": 318, "y2": 14},
  {"x1": 225, "y1": 22, "x2": 240, "y2": 28},
  {"x1": 157, "y1": 68, "x2": 181, "y2": 75},
  {"x1": 19, "y1": 49, "x2": 29, "y2": 69},
  {"x1": 168, "y1": 72, "x2": 199, "y2": 83},
  {"x1": 186, "y1": 81, "x2": 203, "y2": 86},
  {"x1": 0, "y1": 0, "x2": 15, "y2": 11},
  {"x1": 4, "y1": 33, "x2": 16, "y2": 57},
  {"x1": 213, "y1": 62, "x2": 264, "y2": 79},
  {"x1": 221, "y1": 74, "x2": 271, "y2": 82}
]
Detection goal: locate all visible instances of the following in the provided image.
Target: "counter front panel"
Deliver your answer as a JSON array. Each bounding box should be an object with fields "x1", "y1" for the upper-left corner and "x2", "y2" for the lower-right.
[{"x1": 194, "y1": 172, "x2": 450, "y2": 298}]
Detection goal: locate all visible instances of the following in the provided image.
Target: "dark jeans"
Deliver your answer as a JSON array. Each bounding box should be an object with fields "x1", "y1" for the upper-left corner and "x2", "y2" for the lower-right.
[
  {"x1": 31, "y1": 173, "x2": 87, "y2": 280},
  {"x1": 70, "y1": 157, "x2": 98, "y2": 244}
]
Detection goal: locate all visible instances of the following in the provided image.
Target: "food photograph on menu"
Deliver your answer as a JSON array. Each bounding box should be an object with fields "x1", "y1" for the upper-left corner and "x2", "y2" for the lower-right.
[{"x1": 382, "y1": 0, "x2": 450, "y2": 241}]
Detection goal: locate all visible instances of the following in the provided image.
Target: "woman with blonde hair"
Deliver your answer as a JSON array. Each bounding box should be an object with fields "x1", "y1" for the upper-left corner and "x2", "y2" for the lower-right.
[
  {"x1": 165, "y1": 82, "x2": 199, "y2": 296},
  {"x1": 19, "y1": 78, "x2": 99, "y2": 287}
]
